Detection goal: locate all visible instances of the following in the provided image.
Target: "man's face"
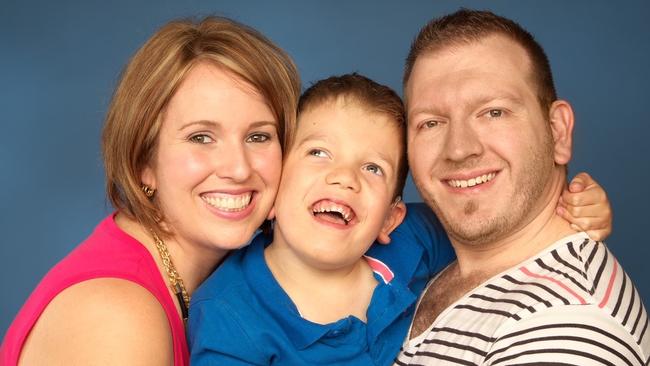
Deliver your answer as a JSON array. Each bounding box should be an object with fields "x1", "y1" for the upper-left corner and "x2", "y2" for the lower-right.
[{"x1": 406, "y1": 35, "x2": 557, "y2": 246}]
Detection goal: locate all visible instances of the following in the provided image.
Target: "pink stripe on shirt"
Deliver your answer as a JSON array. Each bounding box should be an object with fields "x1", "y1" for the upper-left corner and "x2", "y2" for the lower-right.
[{"x1": 520, "y1": 266, "x2": 587, "y2": 305}]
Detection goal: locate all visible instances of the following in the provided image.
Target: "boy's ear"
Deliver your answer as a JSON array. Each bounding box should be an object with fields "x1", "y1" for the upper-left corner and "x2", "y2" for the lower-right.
[
  {"x1": 376, "y1": 199, "x2": 407, "y2": 245},
  {"x1": 548, "y1": 100, "x2": 575, "y2": 165},
  {"x1": 266, "y1": 206, "x2": 276, "y2": 220}
]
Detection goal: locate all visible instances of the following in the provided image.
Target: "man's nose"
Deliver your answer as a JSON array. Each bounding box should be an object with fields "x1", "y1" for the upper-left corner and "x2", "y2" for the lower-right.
[{"x1": 443, "y1": 120, "x2": 484, "y2": 162}]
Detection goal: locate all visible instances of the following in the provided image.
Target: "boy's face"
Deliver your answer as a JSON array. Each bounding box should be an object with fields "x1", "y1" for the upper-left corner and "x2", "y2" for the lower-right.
[{"x1": 271, "y1": 98, "x2": 406, "y2": 270}]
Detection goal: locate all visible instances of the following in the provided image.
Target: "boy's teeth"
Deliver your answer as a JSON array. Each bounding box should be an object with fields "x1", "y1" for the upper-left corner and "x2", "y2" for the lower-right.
[
  {"x1": 312, "y1": 200, "x2": 354, "y2": 223},
  {"x1": 202, "y1": 192, "x2": 252, "y2": 211},
  {"x1": 448, "y1": 172, "x2": 496, "y2": 188}
]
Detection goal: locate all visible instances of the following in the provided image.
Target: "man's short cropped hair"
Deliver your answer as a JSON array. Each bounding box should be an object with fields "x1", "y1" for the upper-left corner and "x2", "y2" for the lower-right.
[{"x1": 404, "y1": 8, "x2": 557, "y2": 113}]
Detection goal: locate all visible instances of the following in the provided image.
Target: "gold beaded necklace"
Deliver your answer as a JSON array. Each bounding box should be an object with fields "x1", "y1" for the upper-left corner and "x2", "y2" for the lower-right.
[{"x1": 151, "y1": 230, "x2": 190, "y2": 320}]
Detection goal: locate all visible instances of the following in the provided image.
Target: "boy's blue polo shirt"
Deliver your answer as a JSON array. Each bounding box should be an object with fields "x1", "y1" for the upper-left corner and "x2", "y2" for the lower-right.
[{"x1": 189, "y1": 203, "x2": 454, "y2": 366}]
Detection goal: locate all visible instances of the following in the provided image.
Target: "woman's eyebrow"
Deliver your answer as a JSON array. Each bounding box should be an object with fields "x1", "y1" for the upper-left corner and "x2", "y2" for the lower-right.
[{"x1": 178, "y1": 119, "x2": 277, "y2": 132}]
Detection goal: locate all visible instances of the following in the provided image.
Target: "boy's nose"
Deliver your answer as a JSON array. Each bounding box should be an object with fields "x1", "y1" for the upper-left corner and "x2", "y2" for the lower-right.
[{"x1": 325, "y1": 165, "x2": 361, "y2": 192}]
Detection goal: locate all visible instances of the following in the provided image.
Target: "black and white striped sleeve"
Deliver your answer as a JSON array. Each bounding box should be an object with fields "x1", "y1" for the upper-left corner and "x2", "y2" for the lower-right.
[{"x1": 485, "y1": 304, "x2": 649, "y2": 365}]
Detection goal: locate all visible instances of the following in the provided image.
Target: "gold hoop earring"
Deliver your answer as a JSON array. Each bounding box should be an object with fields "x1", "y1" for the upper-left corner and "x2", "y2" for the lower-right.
[{"x1": 141, "y1": 184, "x2": 155, "y2": 198}]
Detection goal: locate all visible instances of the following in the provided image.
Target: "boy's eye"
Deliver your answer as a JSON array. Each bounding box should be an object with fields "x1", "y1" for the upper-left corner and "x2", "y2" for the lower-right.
[
  {"x1": 189, "y1": 134, "x2": 214, "y2": 144},
  {"x1": 308, "y1": 149, "x2": 329, "y2": 158},
  {"x1": 364, "y1": 164, "x2": 384, "y2": 176},
  {"x1": 246, "y1": 133, "x2": 271, "y2": 143}
]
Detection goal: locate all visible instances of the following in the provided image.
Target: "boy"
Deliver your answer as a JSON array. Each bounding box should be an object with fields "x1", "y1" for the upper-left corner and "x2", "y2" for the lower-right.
[{"x1": 188, "y1": 74, "x2": 611, "y2": 365}]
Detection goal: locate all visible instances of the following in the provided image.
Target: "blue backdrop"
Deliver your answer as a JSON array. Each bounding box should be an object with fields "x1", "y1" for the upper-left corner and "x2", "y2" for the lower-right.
[{"x1": 2, "y1": 0, "x2": 649, "y2": 338}]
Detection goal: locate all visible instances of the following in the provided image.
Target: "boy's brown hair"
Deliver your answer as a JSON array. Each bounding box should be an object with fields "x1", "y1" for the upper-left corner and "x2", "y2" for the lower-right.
[{"x1": 297, "y1": 73, "x2": 407, "y2": 199}]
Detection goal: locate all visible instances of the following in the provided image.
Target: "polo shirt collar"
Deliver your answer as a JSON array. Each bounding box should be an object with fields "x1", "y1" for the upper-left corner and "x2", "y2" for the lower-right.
[
  {"x1": 242, "y1": 234, "x2": 331, "y2": 349},
  {"x1": 242, "y1": 234, "x2": 417, "y2": 351},
  {"x1": 365, "y1": 263, "x2": 416, "y2": 342}
]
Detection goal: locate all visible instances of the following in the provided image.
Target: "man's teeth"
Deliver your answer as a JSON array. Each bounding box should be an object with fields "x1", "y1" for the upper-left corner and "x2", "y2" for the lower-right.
[
  {"x1": 312, "y1": 202, "x2": 353, "y2": 223},
  {"x1": 202, "y1": 193, "x2": 252, "y2": 211},
  {"x1": 448, "y1": 172, "x2": 496, "y2": 188}
]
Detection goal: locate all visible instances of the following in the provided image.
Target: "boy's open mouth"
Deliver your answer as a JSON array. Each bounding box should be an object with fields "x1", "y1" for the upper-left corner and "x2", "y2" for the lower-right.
[{"x1": 311, "y1": 199, "x2": 356, "y2": 226}]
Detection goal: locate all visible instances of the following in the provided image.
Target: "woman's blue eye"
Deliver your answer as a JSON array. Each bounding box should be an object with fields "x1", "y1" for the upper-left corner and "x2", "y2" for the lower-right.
[
  {"x1": 246, "y1": 133, "x2": 270, "y2": 143},
  {"x1": 364, "y1": 164, "x2": 384, "y2": 176},
  {"x1": 189, "y1": 134, "x2": 214, "y2": 144}
]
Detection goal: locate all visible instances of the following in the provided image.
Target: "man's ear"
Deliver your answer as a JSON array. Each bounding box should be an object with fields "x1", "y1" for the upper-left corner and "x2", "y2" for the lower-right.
[
  {"x1": 376, "y1": 199, "x2": 407, "y2": 245},
  {"x1": 548, "y1": 100, "x2": 575, "y2": 165}
]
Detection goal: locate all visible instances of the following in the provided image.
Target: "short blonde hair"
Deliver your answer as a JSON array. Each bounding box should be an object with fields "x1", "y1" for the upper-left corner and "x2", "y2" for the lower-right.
[{"x1": 102, "y1": 16, "x2": 300, "y2": 236}]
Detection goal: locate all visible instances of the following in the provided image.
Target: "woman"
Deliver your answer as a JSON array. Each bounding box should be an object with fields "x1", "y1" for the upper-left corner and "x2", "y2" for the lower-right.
[{"x1": 1, "y1": 16, "x2": 300, "y2": 365}]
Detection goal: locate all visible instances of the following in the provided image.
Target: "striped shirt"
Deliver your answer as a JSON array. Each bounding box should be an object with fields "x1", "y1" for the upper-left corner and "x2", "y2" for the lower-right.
[{"x1": 395, "y1": 232, "x2": 650, "y2": 365}]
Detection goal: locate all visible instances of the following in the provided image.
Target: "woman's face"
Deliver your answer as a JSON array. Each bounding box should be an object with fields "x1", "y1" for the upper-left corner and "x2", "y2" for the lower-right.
[{"x1": 142, "y1": 61, "x2": 282, "y2": 254}]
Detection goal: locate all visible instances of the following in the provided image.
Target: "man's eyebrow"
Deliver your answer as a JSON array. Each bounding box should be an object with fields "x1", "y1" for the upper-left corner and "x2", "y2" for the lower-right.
[
  {"x1": 408, "y1": 106, "x2": 439, "y2": 117},
  {"x1": 472, "y1": 93, "x2": 525, "y2": 107},
  {"x1": 408, "y1": 94, "x2": 525, "y2": 117}
]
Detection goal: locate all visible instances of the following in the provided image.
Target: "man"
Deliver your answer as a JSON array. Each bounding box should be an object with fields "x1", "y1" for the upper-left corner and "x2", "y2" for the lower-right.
[{"x1": 396, "y1": 9, "x2": 649, "y2": 365}]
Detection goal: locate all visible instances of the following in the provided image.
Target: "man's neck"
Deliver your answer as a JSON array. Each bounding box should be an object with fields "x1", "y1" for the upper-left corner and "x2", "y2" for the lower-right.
[
  {"x1": 452, "y1": 174, "x2": 576, "y2": 279},
  {"x1": 410, "y1": 174, "x2": 577, "y2": 338}
]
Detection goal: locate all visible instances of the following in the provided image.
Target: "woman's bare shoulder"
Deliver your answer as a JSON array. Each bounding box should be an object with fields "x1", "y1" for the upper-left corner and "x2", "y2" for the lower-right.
[{"x1": 19, "y1": 278, "x2": 174, "y2": 365}]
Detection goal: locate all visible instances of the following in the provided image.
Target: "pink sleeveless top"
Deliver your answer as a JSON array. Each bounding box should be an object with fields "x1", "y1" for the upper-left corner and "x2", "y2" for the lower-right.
[{"x1": 0, "y1": 214, "x2": 189, "y2": 365}]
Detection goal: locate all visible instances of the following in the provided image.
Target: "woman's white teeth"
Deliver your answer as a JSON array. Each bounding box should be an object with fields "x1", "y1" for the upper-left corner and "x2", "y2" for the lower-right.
[
  {"x1": 448, "y1": 172, "x2": 496, "y2": 188},
  {"x1": 202, "y1": 193, "x2": 252, "y2": 211}
]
